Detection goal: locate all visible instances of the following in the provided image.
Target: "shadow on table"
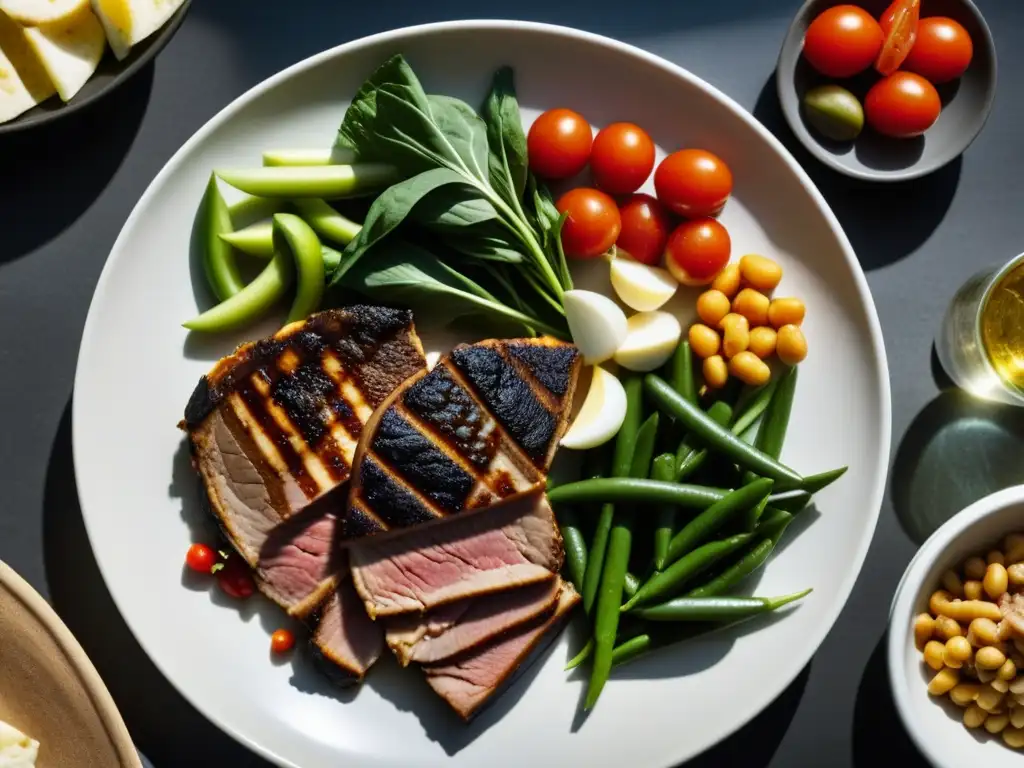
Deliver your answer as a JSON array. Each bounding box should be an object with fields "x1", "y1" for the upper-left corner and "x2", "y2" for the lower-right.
[
  {"x1": 753, "y1": 74, "x2": 961, "y2": 272},
  {"x1": 891, "y1": 385, "x2": 1024, "y2": 545},
  {"x1": 852, "y1": 634, "x2": 930, "y2": 768},
  {"x1": 0, "y1": 64, "x2": 152, "y2": 264},
  {"x1": 42, "y1": 399, "x2": 275, "y2": 767}
]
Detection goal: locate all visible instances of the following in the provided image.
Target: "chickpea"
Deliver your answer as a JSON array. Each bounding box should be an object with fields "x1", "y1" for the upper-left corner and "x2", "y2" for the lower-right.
[
  {"x1": 987, "y1": 713, "x2": 1012, "y2": 734},
  {"x1": 978, "y1": 667, "x2": 999, "y2": 684},
  {"x1": 913, "y1": 613, "x2": 935, "y2": 650},
  {"x1": 965, "y1": 704, "x2": 988, "y2": 729},
  {"x1": 719, "y1": 313, "x2": 749, "y2": 358},
  {"x1": 965, "y1": 556, "x2": 988, "y2": 581},
  {"x1": 1014, "y1": 637, "x2": 1024, "y2": 657},
  {"x1": 964, "y1": 580, "x2": 984, "y2": 600},
  {"x1": 1005, "y1": 534, "x2": 1024, "y2": 565},
  {"x1": 993, "y1": 678, "x2": 1012, "y2": 693},
  {"x1": 747, "y1": 326, "x2": 777, "y2": 359},
  {"x1": 990, "y1": 550, "x2": 1006, "y2": 566},
  {"x1": 776, "y1": 324, "x2": 808, "y2": 366},
  {"x1": 688, "y1": 324, "x2": 721, "y2": 359},
  {"x1": 703, "y1": 355, "x2": 728, "y2": 390},
  {"x1": 924, "y1": 640, "x2": 947, "y2": 670},
  {"x1": 986, "y1": 563, "x2": 1010, "y2": 599},
  {"x1": 978, "y1": 686, "x2": 1006, "y2": 712},
  {"x1": 1010, "y1": 677, "x2": 1024, "y2": 695},
  {"x1": 1012, "y1": 709, "x2": 1024, "y2": 730},
  {"x1": 738, "y1": 254, "x2": 782, "y2": 293},
  {"x1": 1006, "y1": 727, "x2": 1024, "y2": 748},
  {"x1": 732, "y1": 288, "x2": 770, "y2": 327},
  {"x1": 1008, "y1": 564, "x2": 1024, "y2": 589},
  {"x1": 935, "y1": 615, "x2": 963, "y2": 641},
  {"x1": 969, "y1": 618, "x2": 1001, "y2": 647},
  {"x1": 950, "y1": 683, "x2": 982, "y2": 707},
  {"x1": 1000, "y1": 659, "x2": 1019, "y2": 681},
  {"x1": 928, "y1": 667, "x2": 960, "y2": 695},
  {"x1": 978, "y1": 646, "x2": 1008, "y2": 670},
  {"x1": 945, "y1": 636, "x2": 973, "y2": 667},
  {"x1": 930, "y1": 590, "x2": 1002, "y2": 622},
  {"x1": 696, "y1": 290, "x2": 731, "y2": 328},
  {"x1": 711, "y1": 263, "x2": 741, "y2": 298},
  {"x1": 942, "y1": 569, "x2": 965, "y2": 598},
  {"x1": 999, "y1": 619, "x2": 1015, "y2": 643},
  {"x1": 729, "y1": 351, "x2": 771, "y2": 387},
  {"x1": 767, "y1": 297, "x2": 805, "y2": 329}
]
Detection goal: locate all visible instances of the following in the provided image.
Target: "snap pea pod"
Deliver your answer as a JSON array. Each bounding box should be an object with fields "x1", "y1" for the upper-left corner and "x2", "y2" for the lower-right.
[
  {"x1": 227, "y1": 195, "x2": 285, "y2": 224},
  {"x1": 675, "y1": 400, "x2": 733, "y2": 482},
  {"x1": 548, "y1": 478, "x2": 729, "y2": 509},
  {"x1": 623, "y1": 533, "x2": 754, "y2": 610},
  {"x1": 651, "y1": 454, "x2": 677, "y2": 571},
  {"x1": 730, "y1": 379, "x2": 779, "y2": 437},
  {"x1": 216, "y1": 164, "x2": 399, "y2": 198},
  {"x1": 582, "y1": 376, "x2": 643, "y2": 613},
  {"x1": 645, "y1": 375, "x2": 803, "y2": 488},
  {"x1": 273, "y1": 213, "x2": 325, "y2": 324},
  {"x1": 632, "y1": 589, "x2": 812, "y2": 622},
  {"x1": 198, "y1": 174, "x2": 245, "y2": 301},
  {"x1": 261, "y1": 147, "x2": 356, "y2": 166},
  {"x1": 183, "y1": 249, "x2": 293, "y2": 332},
  {"x1": 220, "y1": 223, "x2": 348, "y2": 270},
  {"x1": 558, "y1": 506, "x2": 588, "y2": 593},
  {"x1": 292, "y1": 198, "x2": 362, "y2": 245},
  {"x1": 665, "y1": 479, "x2": 773, "y2": 565},
  {"x1": 669, "y1": 340, "x2": 698, "y2": 404}
]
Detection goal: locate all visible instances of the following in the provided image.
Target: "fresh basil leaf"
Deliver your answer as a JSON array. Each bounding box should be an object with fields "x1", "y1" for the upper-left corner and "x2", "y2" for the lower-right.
[
  {"x1": 482, "y1": 67, "x2": 528, "y2": 207},
  {"x1": 336, "y1": 54, "x2": 429, "y2": 157},
  {"x1": 427, "y1": 95, "x2": 490, "y2": 183}
]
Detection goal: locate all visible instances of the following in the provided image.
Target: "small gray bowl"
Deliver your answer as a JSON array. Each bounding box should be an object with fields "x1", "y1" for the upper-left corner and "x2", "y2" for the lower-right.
[{"x1": 776, "y1": 0, "x2": 996, "y2": 182}]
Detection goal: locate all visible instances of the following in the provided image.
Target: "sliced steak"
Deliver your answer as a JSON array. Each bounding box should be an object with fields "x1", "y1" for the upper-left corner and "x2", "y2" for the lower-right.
[
  {"x1": 423, "y1": 580, "x2": 579, "y2": 720},
  {"x1": 182, "y1": 306, "x2": 426, "y2": 566},
  {"x1": 346, "y1": 337, "x2": 580, "y2": 539},
  {"x1": 385, "y1": 578, "x2": 561, "y2": 666},
  {"x1": 309, "y1": 577, "x2": 383, "y2": 685},
  {"x1": 349, "y1": 492, "x2": 564, "y2": 618}
]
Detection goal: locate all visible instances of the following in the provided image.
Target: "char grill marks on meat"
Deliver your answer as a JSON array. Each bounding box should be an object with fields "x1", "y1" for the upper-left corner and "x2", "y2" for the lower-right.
[{"x1": 345, "y1": 337, "x2": 581, "y2": 539}]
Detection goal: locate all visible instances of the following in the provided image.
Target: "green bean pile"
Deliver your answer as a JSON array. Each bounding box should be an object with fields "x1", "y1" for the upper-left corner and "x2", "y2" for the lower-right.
[{"x1": 549, "y1": 340, "x2": 846, "y2": 710}]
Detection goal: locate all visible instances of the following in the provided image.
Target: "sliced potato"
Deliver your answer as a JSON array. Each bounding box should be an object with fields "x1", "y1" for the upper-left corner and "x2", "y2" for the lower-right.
[
  {"x1": 23, "y1": 4, "x2": 106, "y2": 102},
  {"x1": 0, "y1": 0, "x2": 90, "y2": 25}
]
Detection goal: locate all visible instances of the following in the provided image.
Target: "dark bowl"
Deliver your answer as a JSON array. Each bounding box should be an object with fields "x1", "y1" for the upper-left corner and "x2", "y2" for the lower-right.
[
  {"x1": 776, "y1": 0, "x2": 996, "y2": 181},
  {"x1": 0, "y1": 0, "x2": 191, "y2": 135}
]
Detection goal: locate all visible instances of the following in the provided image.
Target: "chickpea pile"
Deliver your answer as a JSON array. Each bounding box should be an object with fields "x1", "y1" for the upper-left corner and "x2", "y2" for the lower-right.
[
  {"x1": 687, "y1": 254, "x2": 808, "y2": 389},
  {"x1": 915, "y1": 533, "x2": 1024, "y2": 749}
]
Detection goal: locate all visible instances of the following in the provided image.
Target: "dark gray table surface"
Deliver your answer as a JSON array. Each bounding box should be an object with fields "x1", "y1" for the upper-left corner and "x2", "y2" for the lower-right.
[{"x1": 2, "y1": 1, "x2": 1022, "y2": 765}]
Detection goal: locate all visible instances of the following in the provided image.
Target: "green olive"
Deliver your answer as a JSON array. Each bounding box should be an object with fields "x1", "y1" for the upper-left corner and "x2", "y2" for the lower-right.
[{"x1": 802, "y1": 85, "x2": 864, "y2": 142}]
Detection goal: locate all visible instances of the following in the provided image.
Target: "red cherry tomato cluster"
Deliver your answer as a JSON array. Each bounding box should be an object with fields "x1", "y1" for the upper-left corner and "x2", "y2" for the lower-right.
[
  {"x1": 528, "y1": 109, "x2": 734, "y2": 283},
  {"x1": 184, "y1": 542, "x2": 255, "y2": 599},
  {"x1": 802, "y1": 1, "x2": 973, "y2": 139}
]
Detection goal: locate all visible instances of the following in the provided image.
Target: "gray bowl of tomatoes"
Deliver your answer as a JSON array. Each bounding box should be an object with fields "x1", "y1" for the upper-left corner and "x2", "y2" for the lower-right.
[
  {"x1": 527, "y1": 110, "x2": 734, "y2": 286},
  {"x1": 776, "y1": 0, "x2": 996, "y2": 181}
]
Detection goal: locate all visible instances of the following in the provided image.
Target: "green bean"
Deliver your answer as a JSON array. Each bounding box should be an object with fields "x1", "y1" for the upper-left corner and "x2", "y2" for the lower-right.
[
  {"x1": 755, "y1": 366, "x2": 798, "y2": 461},
  {"x1": 730, "y1": 379, "x2": 779, "y2": 437},
  {"x1": 198, "y1": 174, "x2": 245, "y2": 301},
  {"x1": 669, "y1": 340, "x2": 697, "y2": 404},
  {"x1": 273, "y1": 213, "x2": 325, "y2": 324},
  {"x1": 632, "y1": 589, "x2": 812, "y2": 622},
  {"x1": 798, "y1": 466, "x2": 848, "y2": 494},
  {"x1": 623, "y1": 533, "x2": 754, "y2": 610},
  {"x1": 221, "y1": 223, "x2": 347, "y2": 272},
  {"x1": 183, "y1": 249, "x2": 293, "y2": 332},
  {"x1": 565, "y1": 637, "x2": 594, "y2": 671},
  {"x1": 582, "y1": 376, "x2": 643, "y2": 613},
  {"x1": 685, "y1": 511, "x2": 794, "y2": 599},
  {"x1": 666, "y1": 479, "x2": 773, "y2": 564},
  {"x1": 261, "y1": 147, "x2": 356, "y2": 166},
  {"x1": 675, "y1": 400, "x2": 733, "y2": 481},
  {"x1": 645, "y1": 375, "x2": 803, "y2": 488},
  {"x1": 548, "y1": 478, "x2": 729, "y2": 509},
  {"x1": 292, "y1": 198, "x2": 362, "y2": 245},
  {"x1": 630, "y1": 414, "x2": 660, "y2": 480},
  {"x1": 558, "y1": 506, "x2": 588, "y2": 593},
  {"x1": 765, "y1": 489, "x2": 812, "y2": 513},
  {"x1": 216, "y1": 164, "x2": 399, "y2": 198},
  {"x1": 611, "y1": 633, "x2": 654, "y2": 668},
  {"x1": 651, "y1": 454, "x2": 677, "y2": 571},
  {"x1": 624, "y1": 571, "x2": 641, "y2": 598}
]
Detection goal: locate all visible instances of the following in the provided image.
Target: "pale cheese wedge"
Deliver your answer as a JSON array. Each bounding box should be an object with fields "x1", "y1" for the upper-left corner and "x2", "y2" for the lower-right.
[
  {"x1": 0, "y1": 11, "x2": 56, "y2": 123},
  {"x1": 23, "y1": 4, "x2": 106, "y2": 101},
  {"x1": 0, "y1": 0, "x2": 89, "y2": 25},
  {"x1": 90, "y1": 0, "x2": 184, "y2": 60},
  {"x1": 0, "y1": 719, "x2": 39, "y2": 767}
]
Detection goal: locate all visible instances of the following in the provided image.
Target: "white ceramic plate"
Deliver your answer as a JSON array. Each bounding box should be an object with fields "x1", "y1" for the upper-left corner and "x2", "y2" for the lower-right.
[{"x1": 73, "y1": 21, "x2": 891, "y2": 768}]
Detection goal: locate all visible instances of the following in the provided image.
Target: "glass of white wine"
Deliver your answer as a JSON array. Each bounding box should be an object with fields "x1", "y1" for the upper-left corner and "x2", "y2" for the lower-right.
[{"x1": 938, "y1": 253, "x2": 1024, "y2": 406}]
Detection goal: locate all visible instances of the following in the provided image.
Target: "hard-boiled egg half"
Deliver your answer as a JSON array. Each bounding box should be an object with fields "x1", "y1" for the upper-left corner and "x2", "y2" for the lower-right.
[
  {"x1": 614, "y1": 310, "x2": 682, "y2": 372},
  {"x1": 23, "y1": 2, "x2": 106, "y2": 102},
  {"x1": 609, "y1": 255, "x2": 678, "y2": 312},
  {"x1": 0, "y1": 10, "x2": 55, "y2": 122},
  {"x1": 0, "y1": 719, "x2": 39, "y2": 767},
  {"x1": 91, "y1": 0, "x2": 186, "y2": 60},
  {"x1": 561, "y1": 365, "x2": 627, "y2": 450},
  {"x1": 563, "y1": 289, "x2": 628, "y2": 365}
]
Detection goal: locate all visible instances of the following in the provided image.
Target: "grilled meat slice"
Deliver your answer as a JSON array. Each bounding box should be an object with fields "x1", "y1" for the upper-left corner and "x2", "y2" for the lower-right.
[
  {"x1": 309, "y1": 576, "x2": 383, "y2": 685},
  {"x1": 345, "y1": 336, "x2": 580, "y2": 539},
  {"x1": 423, "y1": 580, "x2": 579, "y2": 720},
  {"x1": 183, "y1": 306, "x2": 426, "y2": 567},
  {"x1": 385, "y1": 578, "x2": 562, "y2": 666},
  {"x1": 349, "y1": 491, "x2": 564, "y2": 618}
]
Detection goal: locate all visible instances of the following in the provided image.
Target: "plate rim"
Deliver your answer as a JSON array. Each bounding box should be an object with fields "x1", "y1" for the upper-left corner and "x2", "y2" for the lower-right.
[{"x1": 71, "y1": 18, "x2": 893, "y2": 768}]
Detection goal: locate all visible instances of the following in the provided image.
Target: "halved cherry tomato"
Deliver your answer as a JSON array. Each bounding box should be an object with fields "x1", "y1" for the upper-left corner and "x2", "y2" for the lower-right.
[
  {"x1": 217, "y1": 557, "x2": 255, "y2": 599},
  {"x1": 865, "y1": 71, "x2": 941, "y2": 138},
  {"x1": 803, "y1": 5, "x2": 884, "y2": 79},
  {"x1": 904, "y1": 17, "x2": 973, "y2": 84},
  {"x1": 271, "y1": 629, "x2": 296, "y2": 654},
  {"x1": 185, "y1": 543, "x2": 216, "y2": 574},
  {"x1": 527, "y1": 108, "x2": 593, "y2": 179},
  {"x1": 616, "y1": 194, "x2": 671, "y2": 266},
  {"x1": 556, "y1": 187, "x2": 621, "y2": 259},
  {"x1": 664, "y1": 218, "x2": 731, "y2": 286},
  {"x1": 654, "y1": 149, "x2": 734, "y2": 219},
  {"x1": 590, "y1": 122, "x2": 656, "y2": 194},
  {"x1": 876, "y1": 0, "x2": 921, "y2": 76}
]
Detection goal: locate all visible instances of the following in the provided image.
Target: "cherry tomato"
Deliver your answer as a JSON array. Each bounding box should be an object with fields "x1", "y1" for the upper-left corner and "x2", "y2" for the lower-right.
[
  {"x1": 527, "y1": 108, "x2": 593, "y2": 179},
  {"x1": 904, "y1": 17, "x2": 973, "y2": 84},
  {"x1": 217, "y1": 558, "x2": 255, "y2": 599},
  {"x1": 803, "y1": 5, "x2": 884, "y2": 78},
  {"x1": 616, "y1": 194, "x2": 672, "y2": 266},
  {"x1": 876, "y1": 0, "x2": 921, "y2": 76},
  {"x1": 865, "y1": 71, "x2": 941, "y2": 138},
  {"x1": 185, "y1": 543, "x2": 216, "y2": 574},
  {"x1": 271, "y1": 629, "x2": 296, "y2": 654},
  {"x1": 589, "y1": 122, "x2": 656, "y2": 194},
  {"x1": 665, "y1": 218, "x2": 731, "y2": 286},
  {"x1": 556, "y1": 188, "x2": 621, "y2": 259},
  {"x1": 654, "y1": 149, "x2": 734, "y2": 219}
]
